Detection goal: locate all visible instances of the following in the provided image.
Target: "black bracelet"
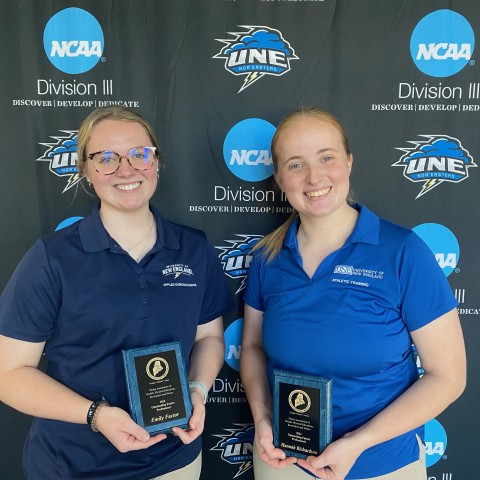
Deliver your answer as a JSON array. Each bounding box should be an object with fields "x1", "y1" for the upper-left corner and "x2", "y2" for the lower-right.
[{"x1": 86, "y1": 400, "x2": 110, "y2": 432}]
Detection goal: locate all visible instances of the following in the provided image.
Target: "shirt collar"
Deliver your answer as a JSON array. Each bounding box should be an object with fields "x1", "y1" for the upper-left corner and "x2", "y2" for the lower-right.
[
  {"x1": 348, "y1": 204, "x2": 380, "y2": 246},
  {"x1": 79, "y1": 202, "x2": 180, "y2": 253},
  {"x1": 284, "y1": 203, "x2": 380, "y2": 251}
]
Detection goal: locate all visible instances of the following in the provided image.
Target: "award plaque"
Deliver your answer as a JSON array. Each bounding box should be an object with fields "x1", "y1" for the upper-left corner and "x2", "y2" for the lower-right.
[
  {"x1": 122, "y1": 342, "x2": 192, "y2": 435},
  {"x1": 273, "y1": 369, "x2": 332, "y2": 459}
]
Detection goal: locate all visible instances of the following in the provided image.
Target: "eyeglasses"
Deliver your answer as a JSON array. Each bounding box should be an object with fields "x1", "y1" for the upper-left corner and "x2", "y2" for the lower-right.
[{"x1": 87, "y1": 146, "x2": 158, "y2": 175}]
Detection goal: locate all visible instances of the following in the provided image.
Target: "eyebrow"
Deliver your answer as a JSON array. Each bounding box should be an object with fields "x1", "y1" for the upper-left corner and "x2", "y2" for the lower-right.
[{"x1": 283, "y1": 148, "x2": 337, "y2": 163}]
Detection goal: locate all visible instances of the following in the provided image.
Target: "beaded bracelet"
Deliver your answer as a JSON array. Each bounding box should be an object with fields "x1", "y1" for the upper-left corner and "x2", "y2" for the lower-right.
[
  {"x1": 86, "y1": 400, "x2": 110, "y2": 432},
  {"x1": 189, "y1": 381, "x2": 208, "y2": 404}
]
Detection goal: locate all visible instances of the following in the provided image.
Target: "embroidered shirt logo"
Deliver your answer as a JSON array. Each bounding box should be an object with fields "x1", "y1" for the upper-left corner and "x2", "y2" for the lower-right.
[
  {"x1": 334, "y1": 265, "x2": 384, "y2": 279},
  {"x1": 162, "y1": 264, "x2": 196, "y2": 287},
  {"x1": 162, "y1": 264, "x2": 193, "y2": 278}
]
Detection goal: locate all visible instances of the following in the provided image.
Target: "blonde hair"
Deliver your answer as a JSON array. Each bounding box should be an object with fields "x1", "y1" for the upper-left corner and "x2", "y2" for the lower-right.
[
  {"x1": 76, "y1": 106, "x2": 161, "y2": 179},
  {"x1": 255, "y1": 107, "x2": 355, "y2": 261}
]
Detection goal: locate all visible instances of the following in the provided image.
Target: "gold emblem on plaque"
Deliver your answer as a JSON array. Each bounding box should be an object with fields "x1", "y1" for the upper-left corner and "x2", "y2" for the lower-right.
[
  {"x1": 146, "y1": 357, "x2": 169, "y2": 380},
  {"x1": 288, "y1": 389, "x2": 311, "y2": 413}
]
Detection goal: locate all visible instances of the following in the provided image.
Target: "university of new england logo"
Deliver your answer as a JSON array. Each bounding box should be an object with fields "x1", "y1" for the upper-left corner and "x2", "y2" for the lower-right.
[
  {"x1": 37, "y1": 131, "x2": 80, "y2": 193},
  {"x1": 213, "y1": 26, "x2": 299, "y2": 93},
  {"x1": 211, "y1": 424, "x2": 254, "y2": 478},
  {"x1": 393, "y1": 135, "x2": 476, "y2": 198},
  {"x1": 216, "y1": 235, "x2": 262, "y2": 294}
]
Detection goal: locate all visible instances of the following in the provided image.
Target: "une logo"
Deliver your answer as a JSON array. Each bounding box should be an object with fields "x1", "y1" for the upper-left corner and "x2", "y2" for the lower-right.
[
  {"x1": 43, "y1": 7, "x2": 104, "y2": 74},
  {"x1": 223, "y1": 119, "x2": 276, "y2": 182},
  {"x1": 410, "y1": 9, "x2": 474, "y2": 77}
]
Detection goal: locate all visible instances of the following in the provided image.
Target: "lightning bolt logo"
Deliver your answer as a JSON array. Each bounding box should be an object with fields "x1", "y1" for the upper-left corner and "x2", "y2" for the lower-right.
[
  {"x1": 211, "y1": 424, "x2": 254, "y2": 478},
  {"x1": 235, "y1": 461, "x2": 252, "y2": 477},
  {"x1": 213, "y1": 25, "x2": 299, "y2": 93},
  {"x1": 37, "y1": 130, "x2": 80, "y2": 193},
  {"x1": 417, "y1": 178, "x2": 440, "y2": 198},
  {"x1": 216, "y1": 235, "x2": 263, "y2": 294},
  {"x1": 239, "y1": 71, "x2": 263, "y2": 93},
  {"x1": 393, "y1": 134, "x2": 476, "y2": 199},
  {"x1": 64, "y1": 172, "x2": 81, "y2": 192}
]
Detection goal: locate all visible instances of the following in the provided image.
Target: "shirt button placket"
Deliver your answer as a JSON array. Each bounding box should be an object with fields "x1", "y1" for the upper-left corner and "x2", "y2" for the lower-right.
[{"x1": 137, "y1": 267, "x2": 149, "y2": 310}]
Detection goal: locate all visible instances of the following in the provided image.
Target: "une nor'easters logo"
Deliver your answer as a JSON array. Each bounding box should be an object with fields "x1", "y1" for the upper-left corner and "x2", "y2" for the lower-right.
[
  {"x1": 37, "y1": 131, "x2": 80, "y2": 193},
  {"x1": 211, "y1": 424, "x2": 254, "y2": 477},
  {"x1": 213, "y1": 26, "x2": 299, "y2": 93},
  {"x1": 393, "y1": 135, "x2": 476, "y2": 199}
]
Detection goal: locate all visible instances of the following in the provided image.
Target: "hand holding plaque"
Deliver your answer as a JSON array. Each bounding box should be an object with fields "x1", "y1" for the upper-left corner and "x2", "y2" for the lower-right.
[
  {"x1": 273, "y1": 369, "x2": 332, "y2": 459},
  {"x1": 122, "y1": 342, "x2": 192, "y2": 435}
]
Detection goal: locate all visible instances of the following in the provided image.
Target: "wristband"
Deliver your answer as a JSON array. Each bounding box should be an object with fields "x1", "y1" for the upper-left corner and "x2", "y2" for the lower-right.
[
  {"x1": 189, "y1": 381, "x2": 208, "y2": 404},
  {"x1": 86, "y1": 400, "x2": 110, "y2": 432}
]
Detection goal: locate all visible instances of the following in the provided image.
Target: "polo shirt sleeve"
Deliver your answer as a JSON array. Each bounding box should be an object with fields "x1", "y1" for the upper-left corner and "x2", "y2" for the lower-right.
[
  {"x1": 399, "y1": 232, "x2": 458, "y2": 332},
  {"x1": 244, "y1": 252, "x2": 265, "y2": 312},
  {"x1": 198, "y1": 239, "x2": 235, "y2": 324},
  {"x1": 0, "y1": 239, "x2": 59, "y2": 342}
]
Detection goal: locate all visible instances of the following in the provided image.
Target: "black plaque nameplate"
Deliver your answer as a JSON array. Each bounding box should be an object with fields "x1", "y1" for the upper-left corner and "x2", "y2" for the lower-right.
[
  {"x1": 122, "y1": 342, "x2": 192, "y2": 435},
  {"x1": 273, "y1": 369, "x2": 332, "y2": 459}
]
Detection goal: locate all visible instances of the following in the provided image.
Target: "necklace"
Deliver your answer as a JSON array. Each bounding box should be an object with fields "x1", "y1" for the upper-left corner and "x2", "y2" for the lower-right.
[
  {"x1": 126, "y1": 217, "x2": 155, "y2": 262},
  {"x1": 125, "y1": 218, "x2": 154, "y2": 251},
  {"x1": 102, "y1": 213, "x2": 155, "y2": 263}
]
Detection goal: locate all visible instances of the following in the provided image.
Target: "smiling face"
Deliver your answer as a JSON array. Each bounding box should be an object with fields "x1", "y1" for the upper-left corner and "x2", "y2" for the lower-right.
[
  {"x1": 84, "y1": 119, "x2": 158, "y2": 216},
  {"x1": 274, "y1": 116, "x2": 353, "y2": 222}
]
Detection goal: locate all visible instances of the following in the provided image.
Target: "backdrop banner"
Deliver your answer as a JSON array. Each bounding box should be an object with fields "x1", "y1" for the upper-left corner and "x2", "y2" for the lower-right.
[{"x1": 0, "y1": 1, "x2": 478, "y2": 479}]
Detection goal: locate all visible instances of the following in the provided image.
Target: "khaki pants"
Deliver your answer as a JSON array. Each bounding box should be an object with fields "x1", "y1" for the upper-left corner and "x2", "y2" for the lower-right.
[
  {"x1": 150, "y1": 452, "x2": 202, "y2": 480},
  {"x1": 253, "y1": 436, "x2": 426, "y2": 480}
]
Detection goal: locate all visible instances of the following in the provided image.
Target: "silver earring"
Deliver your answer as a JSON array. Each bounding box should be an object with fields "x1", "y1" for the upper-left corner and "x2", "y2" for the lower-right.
[{"x1": 86, "y1": 178, "x2": 92, "y2": 187}]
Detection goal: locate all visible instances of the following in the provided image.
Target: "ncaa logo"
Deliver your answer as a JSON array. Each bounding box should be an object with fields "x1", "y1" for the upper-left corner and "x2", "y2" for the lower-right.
[
  {"x1": 44, "y1": 7, "x2": 104, "y2": 74},
  {"x1": 224, "y1": 318, "x2": 244, "y2": 372},
  {"x1": 223, "y1": 118, "x2": 276, "y2": 182},
  {"x1": 410, "y1": 9, "x2": 474, "y2": 77},
  {"x1": 412, "y1": 223, "x2": 459, "y2": 277},
  {"x1": 424, "y1": 419, "x2": 448, "y2": 467}
]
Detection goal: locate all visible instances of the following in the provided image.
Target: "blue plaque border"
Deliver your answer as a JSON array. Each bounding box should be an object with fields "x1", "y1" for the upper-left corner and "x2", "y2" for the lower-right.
[
  {"x1": 122, "y1": 341, "x2": 192, "y2": 435},
  {"x1": 273, "y1": 369, "x2": 332, "y2": 459}
]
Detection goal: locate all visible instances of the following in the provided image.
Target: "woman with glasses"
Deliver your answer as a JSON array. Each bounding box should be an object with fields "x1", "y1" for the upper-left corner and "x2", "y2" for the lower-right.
[
  {"x1": 240, "y1": 107, "x2": 466, "y2": 480},
  {"x1": 0, "y1": 106, "x2": 234, "y2": 480}
]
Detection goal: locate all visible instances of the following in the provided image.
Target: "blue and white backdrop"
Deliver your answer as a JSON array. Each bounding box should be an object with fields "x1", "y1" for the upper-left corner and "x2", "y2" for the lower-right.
[{"x1": 0, "y1": 1, "x2": 478, "y2": 479}]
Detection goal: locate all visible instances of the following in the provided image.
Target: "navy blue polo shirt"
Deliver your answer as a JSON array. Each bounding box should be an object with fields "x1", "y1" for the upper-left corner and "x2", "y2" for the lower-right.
[
  {"x1": 0, "y1": 203, "x2": 235, "y2": 480},
  {"x1": 245, "y1": 204, "x2": 457, "y2": 479}
]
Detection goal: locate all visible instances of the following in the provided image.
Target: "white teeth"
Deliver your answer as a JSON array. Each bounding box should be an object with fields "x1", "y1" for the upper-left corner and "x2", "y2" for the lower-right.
[
  {"x1": 116, "y1": 182, "x2": 140, "y2": 191},
  {"x1": 305, "y1": 188, "x2": 330, "y2": 198}
]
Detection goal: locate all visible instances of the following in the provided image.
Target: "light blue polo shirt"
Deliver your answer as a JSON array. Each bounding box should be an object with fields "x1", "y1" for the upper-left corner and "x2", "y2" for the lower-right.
[
  {"x1": 245, "y1": 204, "x2": 457, "y2": 479},
  {"x1": 0, "y1": 203, "x2": 235, "y2": 480}
]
